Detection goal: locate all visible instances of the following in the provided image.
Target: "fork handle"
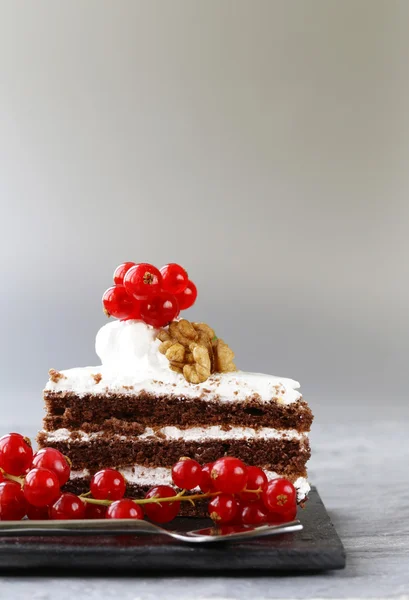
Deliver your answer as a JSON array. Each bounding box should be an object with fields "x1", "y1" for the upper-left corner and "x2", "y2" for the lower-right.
[{"x1": 0, "y1": 518, "x2": 161, "y2": 536}]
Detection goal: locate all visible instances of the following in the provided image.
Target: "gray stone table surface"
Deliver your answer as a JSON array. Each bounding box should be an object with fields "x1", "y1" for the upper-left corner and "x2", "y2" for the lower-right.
[{"x1": 0, "y1": 409, "x2": 408, "y2": 599}]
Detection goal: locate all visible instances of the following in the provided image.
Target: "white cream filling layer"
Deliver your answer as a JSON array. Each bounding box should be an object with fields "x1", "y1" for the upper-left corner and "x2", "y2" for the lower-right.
[
  {"x1": 41, "y1": 425, "x2": 308, "y2": 443},
  {"x1": 45, "y1": 319, "x2": 302, "y2": 405},
  {"x1": 70, "y1": 465, "x2": 310, "y2": 502}
]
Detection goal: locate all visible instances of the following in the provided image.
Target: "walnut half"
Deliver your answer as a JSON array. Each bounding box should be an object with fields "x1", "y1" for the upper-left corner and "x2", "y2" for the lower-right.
[{"x1": 157, "y1": 319, "x2": 236, "y2": 384}]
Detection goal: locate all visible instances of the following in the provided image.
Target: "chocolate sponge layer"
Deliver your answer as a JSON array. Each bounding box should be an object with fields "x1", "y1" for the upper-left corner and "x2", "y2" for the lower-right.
[
  {"x1": 43, "y1": 391, "x2": 313, "y2": 432},
  {"x1": 37, "y1": 431, "x2": 310, "y2": 475}
]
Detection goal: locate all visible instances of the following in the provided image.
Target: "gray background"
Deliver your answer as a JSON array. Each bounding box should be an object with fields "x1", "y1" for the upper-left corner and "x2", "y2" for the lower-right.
[
  {"x1": 1, "y1": 2, "x2": 409, "y2": 597},
  {"x1": 1, "y1": 0, "x2": 409, "y2": 425}
]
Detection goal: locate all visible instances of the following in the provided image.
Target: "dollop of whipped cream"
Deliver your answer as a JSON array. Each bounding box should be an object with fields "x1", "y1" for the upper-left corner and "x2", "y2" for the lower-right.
[
  {"x1": 95, "y1": 319, "x2": 174, "y2": 379},
  {"x1": 87, "y1": 319, "x2": 301, "y2": 404}
]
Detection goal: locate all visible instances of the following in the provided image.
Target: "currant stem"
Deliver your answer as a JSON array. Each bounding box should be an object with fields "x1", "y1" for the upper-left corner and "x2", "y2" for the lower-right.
[
  {"x1": 80, "y1": 487, "x2": 261, "y2": 507},
  {"x1": 80, "y1": 497, "x2": 111, "y2": 506},
  {"x1": 0, "y1": 469, "x2": 24, "y2": 487}
]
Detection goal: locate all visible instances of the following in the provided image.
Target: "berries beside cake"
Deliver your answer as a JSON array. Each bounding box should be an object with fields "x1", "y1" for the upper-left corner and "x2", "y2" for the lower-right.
[{"x1": 38, "y1": 262, "x2": 313, "y2": 517}]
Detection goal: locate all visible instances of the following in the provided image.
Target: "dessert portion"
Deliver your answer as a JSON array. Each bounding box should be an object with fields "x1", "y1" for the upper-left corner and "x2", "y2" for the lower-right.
[{"x1": 38, "y1": 262, "x2": 313, "y2": 516}]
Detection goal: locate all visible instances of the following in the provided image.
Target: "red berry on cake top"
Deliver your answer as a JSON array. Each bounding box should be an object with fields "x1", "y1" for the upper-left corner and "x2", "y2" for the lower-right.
[
  {"x1": 175, "y1": 280, "x2": 197, "y2": 310},
  {"x1": 123, "y1": 263, "x2": 162, "y2": 299},
  {"x1": 113, "y1": 262, "x2": 136, "y2": 285},
  {"x1": 102, "y1": 286, "x2": 140, "y2": 320},
  {"x1": 160, "y1": 264, "x2": 189, "y2": 295},
  {"x1": 139, "y1": 291, "x2": 179, "y2": 328},
  {"x1": 103, "y1": 262, "x2": 197, "y2": 328}
]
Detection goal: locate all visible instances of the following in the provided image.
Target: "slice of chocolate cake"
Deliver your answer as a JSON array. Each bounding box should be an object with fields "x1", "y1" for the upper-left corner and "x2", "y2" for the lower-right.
[
  {"x1": 38, "y1": 262, "x2": 313, "y2": 516},
  {"x1": 38, "y1": 317, "x2": 313, "y2": 515}
]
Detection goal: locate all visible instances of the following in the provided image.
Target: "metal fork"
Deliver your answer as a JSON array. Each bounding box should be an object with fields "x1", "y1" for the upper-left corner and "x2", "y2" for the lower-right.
[{"x1": 0, "y1": 519, "x2": 302, "y2": 543}]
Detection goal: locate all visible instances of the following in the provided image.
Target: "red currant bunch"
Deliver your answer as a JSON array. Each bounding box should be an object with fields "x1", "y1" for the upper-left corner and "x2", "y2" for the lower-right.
[
  {"x1": 102, "y1": 262, "x2": 197, "y2": 328},
  {"x1": 0, "y1": 433, "x2": 302, "y2": 527}
]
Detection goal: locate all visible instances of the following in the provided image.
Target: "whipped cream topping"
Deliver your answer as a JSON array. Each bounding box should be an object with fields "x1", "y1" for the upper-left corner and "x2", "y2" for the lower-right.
[
  {"x1": 95, "y1": 320, "x2": 172, "y2": 378},
  {"x1": 46, "y1": 318, "x2": 302, "y2": 404}
]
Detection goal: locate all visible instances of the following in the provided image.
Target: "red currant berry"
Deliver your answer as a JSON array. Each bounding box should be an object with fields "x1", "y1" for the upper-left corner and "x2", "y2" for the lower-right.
[
  {"x1": 106, "y1": 499, "x2": 144, "y2": 520},
  {"x1": 113, "y1": 262, "x2": 136, "y2": 285},
  {"x1": 172, "y1": 458, "x2": 202, "y2": 490},
  {"x1": 49, "y1": 493, "x2": 85, "y2": 520},
  {"x1": 240, "y1": 466, "x2": 268, "y2": 502},
  {"x1": 208, "y1": 494, "x2": 239, "y2": 524},
  {"x1": 0, "y1": 433, "x2": 33, "y2": 476},
  {"x1": 90, "y1": 469, "x2": 126, "y2": 501},
  {"x1": 124, "y1": 303, "x2": 143, "y2": 320},
  {"x1": 23, "y1": 468, "x2": 61, "y2": 507},
  {"x1": 175, "y1": 280, "x2": 197, "y2": 310},
  {"x1": 262, "y1": 478, "x2": 297, "y2": 514},
  {"x1": 211, "y1": 457, "x2": 248, "y2": 494},
  {"x1": 266, "y1": 501, "x2": 298, "y2": 522},
  {"x1": 199, "y1": 463, "x2": 215, "y2": 493},
  {"x1": 85, "y1": 503, "x2": 107, "y2": 519},
  {"x1": 139, "y1": 292, "x2": 179, "y2": 328},
  {"x1": 27, "y1": 504, "x2": 49, "y2": 520},
  {"x1": 0, "y1": 472, "x2": 5, "y2": 484},
  {"x1": 240, "y1": 500, "x2": 269, "y2": 525},
  {"x1": 123, "y1": 263, "x2": 162, "y2": 300},
  {"x1": 102, "y1": 285, "x2": 140, "y2": 320},
  {"x1": 0, "y1": 481, "x2": 27, "y2": 520},
  {"x1": 143, "y1": 486, "x2": 180, "y2": 523},
  {"x1": 32, "y1": 448, "x2": 71, "y2": 486},
  {"x1": 266, "y1": 503, "x2": 298, "y2": 524},
  {"x1": 160, "y1": 264, "x2": 189, "y2": 295}
]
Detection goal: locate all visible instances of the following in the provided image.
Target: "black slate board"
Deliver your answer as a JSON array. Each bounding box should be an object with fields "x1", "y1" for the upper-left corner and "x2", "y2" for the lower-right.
[{"x1": 0, "y1": 487, "x2": 345, "y2": 573}]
